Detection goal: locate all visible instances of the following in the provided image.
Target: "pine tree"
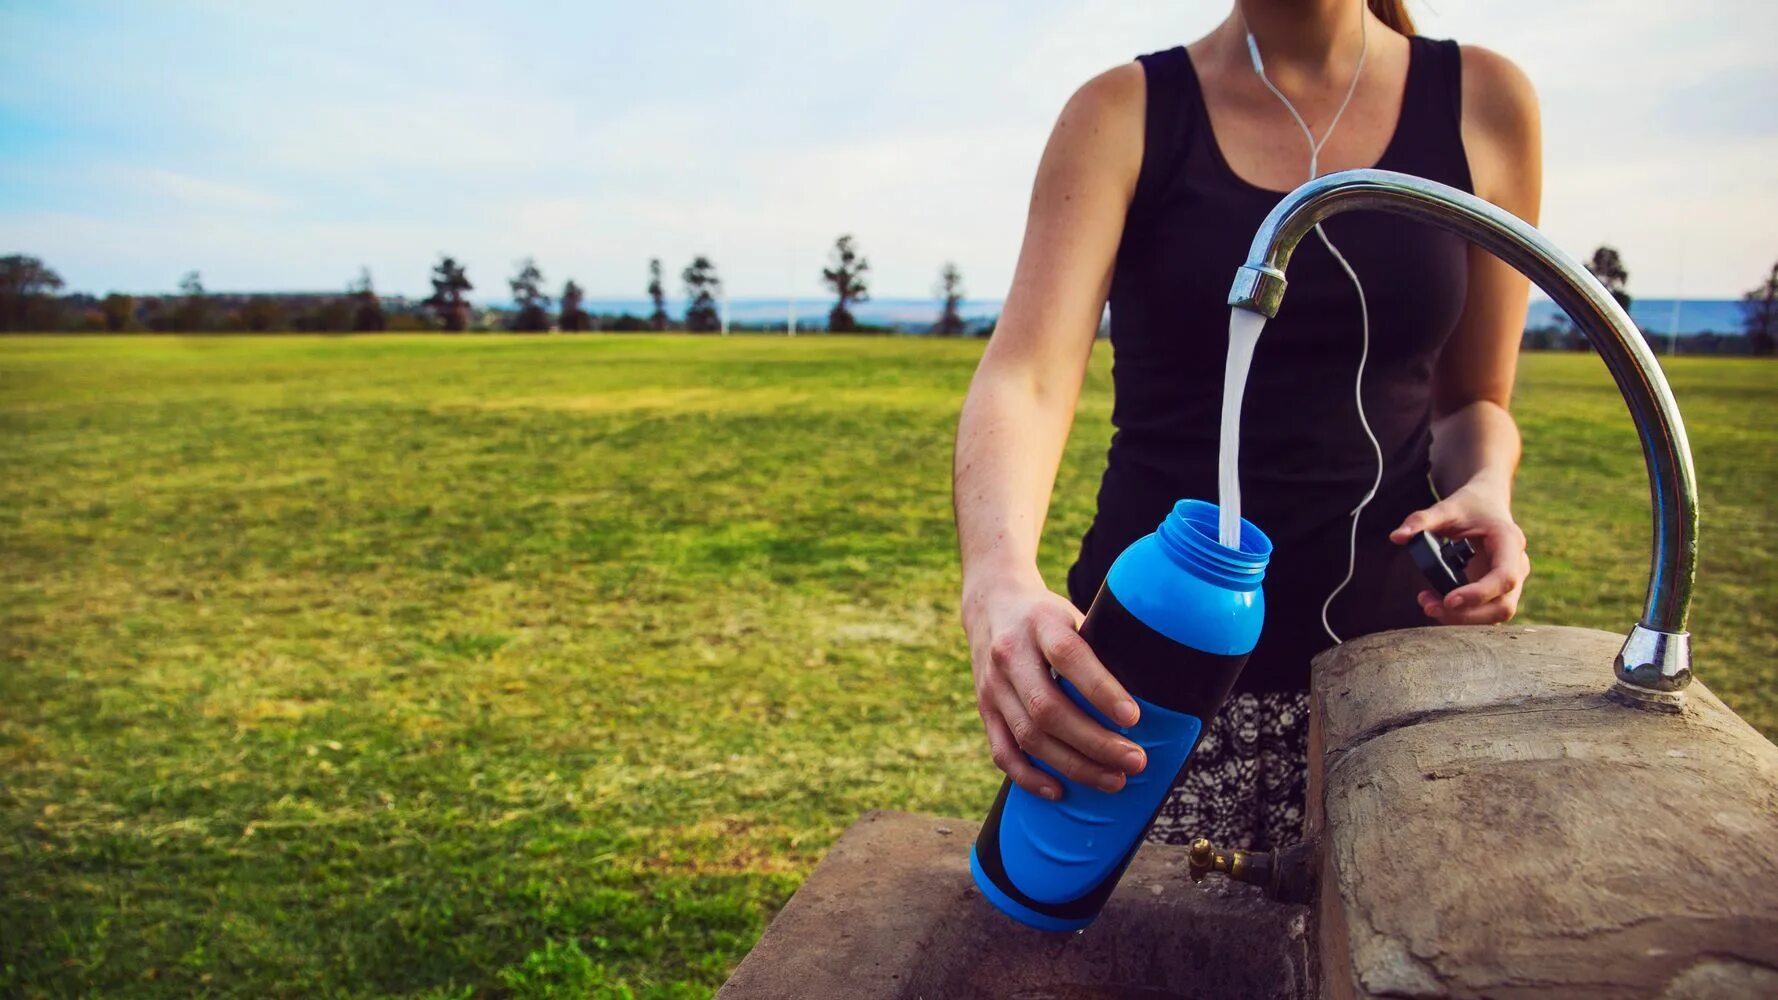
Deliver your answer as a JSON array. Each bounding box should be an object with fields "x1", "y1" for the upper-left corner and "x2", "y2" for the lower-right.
[
  {"x1": 1587, "y1": 246, "x2": 1632, "y2": 313},
  {"x1": 508, "y1": 258, "x2": 552, "y2": 331},
  {"x1": 648, "y1": 258, "x2": 669, "y2": 331},
  {"x1": 560, "y1": 280, "x2": 589, "y2": 332},
  {"x1": 822, "y1": 235, "x2": 870, "y2": 333},
  {"x1": 934, "y1": 262, "x2": 965, "y2": 336},
  {"x1": 1743, "y1": 260, "x2": 1777, "y2": 357},
  {"x1": 350, "y1": 267, "x2": 385, "y2": 332},
  {"x1": 175, "y1": 271, "x2": 208, "y2": 331},
  {"x1": 424, "y1": 256, "x2": 474, "y2": 332},
  {"x1": 682, "y1": 257, "x2": 722, "y2": 333}
]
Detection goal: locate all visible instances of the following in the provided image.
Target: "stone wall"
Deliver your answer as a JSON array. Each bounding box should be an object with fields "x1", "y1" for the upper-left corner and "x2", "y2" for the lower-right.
[
  {"x1": 1310, "y1": 626, "x2": 1778, "y2": 999},
  {"x1": 716, "y1": 810, "x2": 1312, "y2": 1000}
]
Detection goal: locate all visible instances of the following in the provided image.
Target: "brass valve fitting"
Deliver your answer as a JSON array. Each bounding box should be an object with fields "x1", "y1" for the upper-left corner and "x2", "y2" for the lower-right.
[{"x1": 1187, "y1": 837, "x2": 1315, "y2": 905}]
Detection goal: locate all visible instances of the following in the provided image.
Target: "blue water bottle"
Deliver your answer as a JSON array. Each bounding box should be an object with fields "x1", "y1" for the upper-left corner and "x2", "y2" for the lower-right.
[{"x1": 970, "y1": 499, "x2": 1272, "y2": 931}]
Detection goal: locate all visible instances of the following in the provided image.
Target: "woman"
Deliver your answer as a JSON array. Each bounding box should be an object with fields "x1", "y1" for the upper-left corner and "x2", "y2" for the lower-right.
[{"x1": 954, "y1": 0, "x2": 1538, "y2": 850}]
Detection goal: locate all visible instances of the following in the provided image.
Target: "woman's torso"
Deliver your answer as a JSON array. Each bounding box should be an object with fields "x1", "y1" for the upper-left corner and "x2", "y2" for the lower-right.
[{"x1": 1068, "y1": 36, "x2": 1476, "y2": 693}]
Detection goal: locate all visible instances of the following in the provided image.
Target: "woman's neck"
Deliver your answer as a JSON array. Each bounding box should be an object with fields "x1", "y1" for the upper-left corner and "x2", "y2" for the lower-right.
[{"x1": 1215, "y1": 0, "x2": 1372, "y2": 81}]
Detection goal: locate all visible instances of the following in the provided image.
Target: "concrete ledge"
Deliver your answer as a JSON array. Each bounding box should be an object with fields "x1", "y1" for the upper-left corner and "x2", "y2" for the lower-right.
[
  {"x1": 1311, "y1": 626, "x2": 1778, "y2": 999},
  {"x1": 718, "y1": 810, "x2": 1312, "y2": 999}
]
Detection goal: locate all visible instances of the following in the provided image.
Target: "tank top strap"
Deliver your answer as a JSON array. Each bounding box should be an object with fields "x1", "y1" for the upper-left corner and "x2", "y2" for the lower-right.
[
  {"x1": 1392, "y1": 36, "x2": 1474, "y2": 193},
  {"x1": 1130, "y1": 47, "x2": 1199, "y2": 217}
]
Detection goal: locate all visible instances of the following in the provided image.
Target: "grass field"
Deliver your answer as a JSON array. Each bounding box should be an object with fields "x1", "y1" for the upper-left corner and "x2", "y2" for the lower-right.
[{"x1": 3, "y1": 335, "x2": 1774, "y2": 997}]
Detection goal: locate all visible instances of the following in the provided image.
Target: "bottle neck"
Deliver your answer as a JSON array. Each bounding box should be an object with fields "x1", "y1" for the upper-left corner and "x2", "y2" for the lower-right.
[{"x1": 1154, "y1": 500, "x2": 1273, "y2": 592}]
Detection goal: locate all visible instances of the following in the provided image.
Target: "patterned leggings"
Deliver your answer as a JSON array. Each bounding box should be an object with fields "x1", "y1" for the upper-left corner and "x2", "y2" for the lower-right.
[{"x1": 1144, "y1": 690, "x2": 1310, "y2": 851}]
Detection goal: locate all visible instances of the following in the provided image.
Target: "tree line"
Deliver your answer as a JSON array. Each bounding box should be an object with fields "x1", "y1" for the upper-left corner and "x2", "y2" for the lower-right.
[
  {"x1": 4, "y1": 239, "x2": 1773, "y2": 352},
  {"x1": 0, "y1": 234, "x2": 981, "y2": 337}
]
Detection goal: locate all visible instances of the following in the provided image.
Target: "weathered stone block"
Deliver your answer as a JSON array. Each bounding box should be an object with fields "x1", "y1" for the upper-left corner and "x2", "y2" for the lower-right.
[
  {"x1": 717, "y1": 810, "x2": 1312, "y2": 999},
  {"x1": 1312, "y1": 626, "x2": 1778, "y2": 999}
]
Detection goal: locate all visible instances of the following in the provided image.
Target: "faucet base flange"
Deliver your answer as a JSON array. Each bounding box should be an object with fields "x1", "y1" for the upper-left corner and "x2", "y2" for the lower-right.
[
  {"x1": 1613, "y1": 624, "x2": 1691, "y2": 696},
  {"x1": 1606, "y1": 680, "x2": 1686, "y2": 714}
]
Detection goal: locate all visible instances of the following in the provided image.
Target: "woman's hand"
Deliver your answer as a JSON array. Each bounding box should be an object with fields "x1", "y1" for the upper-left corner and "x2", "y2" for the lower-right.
[
  {"x1": 963, "y1": 578, "x2": 1148, "y2": 801},
  {"x1": 1390, "y1": 478, "x2": 1530, "y2": 625}
]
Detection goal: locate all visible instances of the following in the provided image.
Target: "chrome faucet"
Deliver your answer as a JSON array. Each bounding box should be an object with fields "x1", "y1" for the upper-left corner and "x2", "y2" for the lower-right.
[{"x1": 1228, "y1": 169, "x2": 1699, "y2": 708}]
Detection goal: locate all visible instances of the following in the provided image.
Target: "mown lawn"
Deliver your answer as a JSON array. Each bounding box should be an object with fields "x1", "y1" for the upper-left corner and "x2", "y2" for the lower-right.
[{"x1": 3, "y1": 335, "x2": 1773, "y2": 997}]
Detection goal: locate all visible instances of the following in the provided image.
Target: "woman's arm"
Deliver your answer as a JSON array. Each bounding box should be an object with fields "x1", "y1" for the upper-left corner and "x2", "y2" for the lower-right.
[
  {"x1": 1390, "y1": 46, "x2": 1541, "y2": 625},
  {"x1": 955, "y1": 64, "x2": 1149, "y2": 801}
]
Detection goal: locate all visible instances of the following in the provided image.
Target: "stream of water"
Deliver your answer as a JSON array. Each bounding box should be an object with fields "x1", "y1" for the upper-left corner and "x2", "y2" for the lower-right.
[{"x1": 1217, "y1": 308, "x2": 1267, "y2": 548}]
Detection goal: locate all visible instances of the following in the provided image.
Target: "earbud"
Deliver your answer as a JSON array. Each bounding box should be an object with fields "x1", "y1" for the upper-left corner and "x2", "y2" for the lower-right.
[{"x1": 1245, "y1": 32, "x2": 1267, "y2": 76}]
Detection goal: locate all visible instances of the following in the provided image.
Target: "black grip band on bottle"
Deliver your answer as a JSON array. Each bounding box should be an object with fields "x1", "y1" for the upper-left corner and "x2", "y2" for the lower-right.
[{"x1": 1079, "y1": 583, "x2": 1251, "y2": 720}]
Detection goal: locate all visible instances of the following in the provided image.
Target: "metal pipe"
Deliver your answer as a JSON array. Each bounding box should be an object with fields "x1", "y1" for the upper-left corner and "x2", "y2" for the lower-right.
[{"x1": 1228, "y1": 169, "x2": 1699, "y2": 704}]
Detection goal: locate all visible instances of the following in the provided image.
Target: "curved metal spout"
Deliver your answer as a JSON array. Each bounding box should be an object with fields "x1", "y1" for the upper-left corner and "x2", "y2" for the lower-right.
[{"x1": 1228, "y1": 169, "x2": 1699, "y2": 705}]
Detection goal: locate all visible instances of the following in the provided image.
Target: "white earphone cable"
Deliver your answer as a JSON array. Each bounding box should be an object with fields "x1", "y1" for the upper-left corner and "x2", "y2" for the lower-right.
[{"x1": 1246, "y1": 7, "x2": 1382, "y2": 644}]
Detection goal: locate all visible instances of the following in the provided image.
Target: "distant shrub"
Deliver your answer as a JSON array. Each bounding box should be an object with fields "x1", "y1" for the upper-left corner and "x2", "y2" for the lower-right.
[{"x1": 602, "y1": 314, "x2": 652, "y2": 332}]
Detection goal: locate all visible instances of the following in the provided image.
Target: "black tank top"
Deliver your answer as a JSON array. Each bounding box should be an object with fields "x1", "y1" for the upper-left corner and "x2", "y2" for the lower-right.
[{"x1": 1067, "y1": 37, "x2": 1475, "y2": 694}]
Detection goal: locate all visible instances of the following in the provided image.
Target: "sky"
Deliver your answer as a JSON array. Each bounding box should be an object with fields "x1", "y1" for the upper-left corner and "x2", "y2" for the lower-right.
[{"x1": 1, "y1": 1, "x2": 1774, "y2": 302}]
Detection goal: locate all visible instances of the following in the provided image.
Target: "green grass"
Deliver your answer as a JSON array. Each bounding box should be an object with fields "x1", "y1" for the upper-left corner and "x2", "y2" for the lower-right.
[{"x1": 2, "y1": 335, "x2": 1773, "y2": 997}]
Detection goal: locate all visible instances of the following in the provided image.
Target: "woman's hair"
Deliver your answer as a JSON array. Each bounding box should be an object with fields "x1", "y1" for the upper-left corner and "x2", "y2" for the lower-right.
[{"x1": 1368, "y1": 0, "x2": 1415, "y2": 35}]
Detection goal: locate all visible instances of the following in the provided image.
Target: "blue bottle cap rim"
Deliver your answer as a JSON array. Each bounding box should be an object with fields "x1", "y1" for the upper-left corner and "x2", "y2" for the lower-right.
[{"x1": 1157, "y1": 499, "x2": 1272, "y2": 579}]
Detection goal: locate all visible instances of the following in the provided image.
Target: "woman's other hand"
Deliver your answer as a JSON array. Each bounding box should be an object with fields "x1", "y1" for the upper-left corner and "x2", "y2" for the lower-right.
[
  {"x1": 1406, "y1": 46, "x2": 1540, "y2": 627},
  {"x1": 1390, "y1": 480, "x2": 1529, "y2": 625},
  {"x1": 963, "y1": 579, "x2": 1148, "y2": 801}
]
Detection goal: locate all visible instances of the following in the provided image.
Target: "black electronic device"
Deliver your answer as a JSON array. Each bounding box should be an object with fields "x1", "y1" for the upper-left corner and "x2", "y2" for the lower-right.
[{"x1": 1408, "y1": 531, "x2": 1476, "y2": 597}]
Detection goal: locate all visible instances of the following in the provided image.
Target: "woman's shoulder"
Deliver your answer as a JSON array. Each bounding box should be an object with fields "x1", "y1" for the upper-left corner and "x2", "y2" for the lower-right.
[
  {"x1": 1063, "y1": 60, "x2": 1148, "y2": 123},
  {"x1": 1456, "y1": 44, "x2": 1540, "y2": 149},
  {"x1": 1047, "y1": 60, "x2": 1148, "y2": 168},
  {"x1": 1451, "y1": 43, "x2": 1541, "y2": 210}
]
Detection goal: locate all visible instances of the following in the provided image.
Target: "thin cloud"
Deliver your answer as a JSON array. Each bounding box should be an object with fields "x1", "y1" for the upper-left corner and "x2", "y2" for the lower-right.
[{"x1": 109, "y1": 166, "x2": 289, "y2": 213}]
